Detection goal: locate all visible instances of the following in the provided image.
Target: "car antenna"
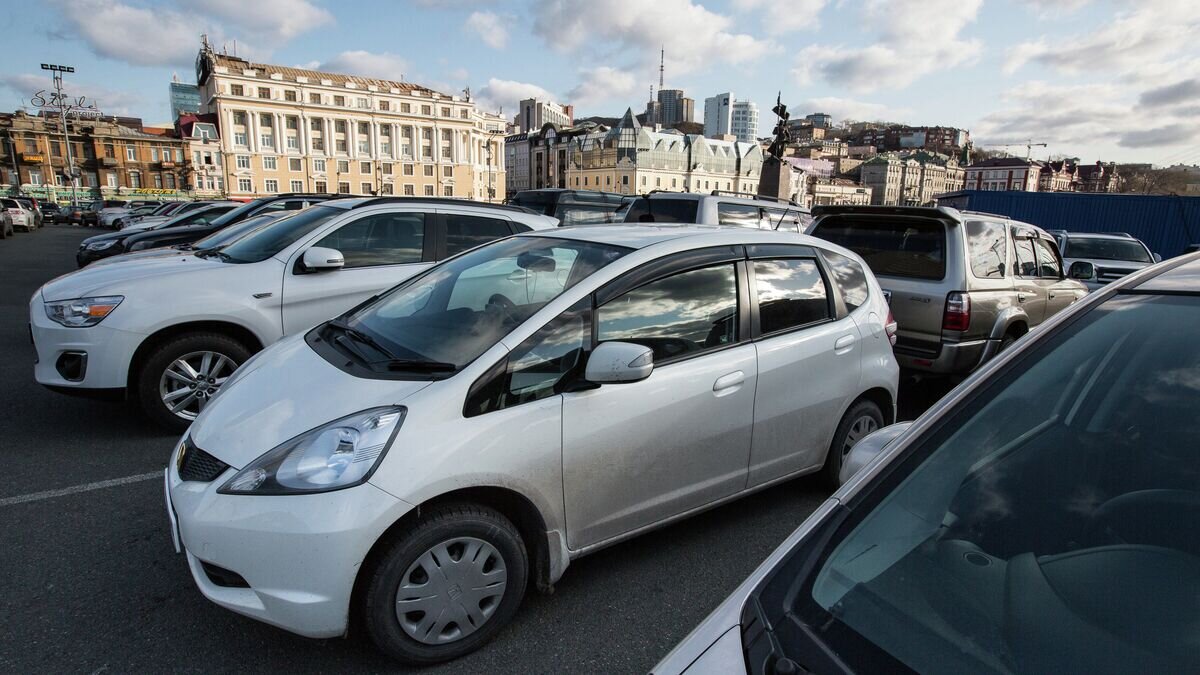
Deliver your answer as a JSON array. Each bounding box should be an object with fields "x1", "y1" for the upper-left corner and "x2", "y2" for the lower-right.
[
  {"x1": 638, "y1": 191, "x2": 655, "y2": 223},
  {"x1": 774, "y1": 203, "x2": 796, "y2": 230}
]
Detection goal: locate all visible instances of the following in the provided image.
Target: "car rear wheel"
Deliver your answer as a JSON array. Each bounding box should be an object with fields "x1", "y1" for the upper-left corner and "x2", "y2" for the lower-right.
[
  {"x1": 135, "y1": 332, "x2": 251, "y2": 431},
  {"x1": 362, "y1": 504, "x2": 528, "y2": 665},
  {"x1": 823, "y1": 399, "x2": 884, "y2": 488}
]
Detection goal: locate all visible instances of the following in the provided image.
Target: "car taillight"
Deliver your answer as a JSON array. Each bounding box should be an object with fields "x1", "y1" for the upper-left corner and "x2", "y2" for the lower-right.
[
  {"x1": 885, "y1": 309, "x2": 898, "y2": 346},
  {"x1": 943, "y1": 292, "x2": 971, "y2": 331}
]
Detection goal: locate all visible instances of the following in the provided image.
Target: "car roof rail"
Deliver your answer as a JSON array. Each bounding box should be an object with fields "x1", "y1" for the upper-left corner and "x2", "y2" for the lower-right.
[
  {"x1": 351, "y1": 196, "x2": 539, "y2": 215},
  {"x1": 707, "y1": 190, "x2": 803, "y2": 207}
]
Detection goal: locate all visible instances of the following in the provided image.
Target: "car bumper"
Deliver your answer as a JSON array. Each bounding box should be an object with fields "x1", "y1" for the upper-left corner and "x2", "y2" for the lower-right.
[
  {"x1": 30, "y1": 294, "x2": 143, "y2": 390},
  {"x1": 895, "y1": 337, "x2": 998, "y2": 375},
  {"x1": 166, "y1": 448, "x2": 415, "y2": 639}
]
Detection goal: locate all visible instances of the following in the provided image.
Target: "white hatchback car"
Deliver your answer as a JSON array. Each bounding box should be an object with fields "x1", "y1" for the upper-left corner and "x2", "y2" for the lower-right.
[
  {"x1": 31, "y1": 198, "x2": 556, "y2": 430},
  {"x1": 164, "y1": 225, "x2": 899, "y2": 665}
]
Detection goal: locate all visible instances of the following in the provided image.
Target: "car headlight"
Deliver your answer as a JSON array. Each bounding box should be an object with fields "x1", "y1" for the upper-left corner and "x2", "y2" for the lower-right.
[
  {"x1": 86, "y1": 240, "x2": 117, "y2": 251},
  {"x1": 44, "y1": 295, "x2": 124, "y2": 327},
  {"x1": 218, "y1": 407, "x2": 406, "y2": 495}
]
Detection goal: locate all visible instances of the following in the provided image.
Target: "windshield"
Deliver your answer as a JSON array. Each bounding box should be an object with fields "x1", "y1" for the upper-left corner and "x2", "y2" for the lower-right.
[
  {"x1": 621, "y1": 197, "x2": 699, "y2": 223},
  {"x1": 339, "y1": 236, "x2": 628, "y2": 370},
  {"x1": 190, "y1": 214, "x2": 285, "y2": 250},
  {"x1": 207, "y1": 198, "x2": 267, "y2": 227},
  {"x1": 1064, "y1": 236, "x2": 1152, "y2": 263},
  {"x1": 215, "y1": 205, "x2": 343, "y2": 263},
  {"x1": 767, "y1": 293, "x2": 1200, "y2": 673}
]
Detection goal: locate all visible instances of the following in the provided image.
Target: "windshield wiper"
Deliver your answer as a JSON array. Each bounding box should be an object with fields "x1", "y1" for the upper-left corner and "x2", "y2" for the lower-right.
[
  {"x1": 195, "y1": 249, "x2": 231, "y2": 261},
  {"x1": 326, "y1": 318, "x2": 396, "y2": 359}
]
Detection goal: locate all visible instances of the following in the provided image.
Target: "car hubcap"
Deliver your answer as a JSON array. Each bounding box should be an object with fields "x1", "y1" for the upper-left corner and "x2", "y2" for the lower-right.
[
  {"x1": 395, "y1": 537, "x2": 508, "y2": 645},
  {"x1": 158, "y1": 350, "x2": 235, "y2": 421},
  {"x1": 842, "y1": 415, "x2": 879, "y2": 458}
]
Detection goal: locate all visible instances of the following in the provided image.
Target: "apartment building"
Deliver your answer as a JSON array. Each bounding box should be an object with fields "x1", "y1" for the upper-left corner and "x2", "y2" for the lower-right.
[
  {"x1": 862, "y1": 151, "x2": 965, "y2": 205},
  {"x1": 0, "y1": 111, "x2": 189, "y2": 201},
  {"x1": 964, "y1": 157, "x2": 1042, "y2": 192},
  {"x1": 194, "y1": 43, "x2": 506, "y2": 200},
  {"x1": 703, "y1": 93, "x2": 758, "y2": 143},
  {"x1": 176, "y1": 113, "x2": 225, "y2": 196},
  {"x1": 516, "y1": 99, "x2": 573, "y2": 133}
]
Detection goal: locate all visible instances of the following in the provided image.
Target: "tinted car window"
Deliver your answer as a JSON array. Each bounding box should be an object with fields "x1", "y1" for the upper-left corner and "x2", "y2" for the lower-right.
[
  {"x1": 789, "y1": 293, "x2": 1200, "y2": 673},
  {"x1": 966, "y1": 220, "x2": 1008, "y2": 279},
  {"x1": 1014, "y1": 237, "x2": 1039, "y2": 277},
  {"x1": 445, "y1": 214, "x2": 511, "y2": 257},
  {"x1": 315, "y1": 213, "x2": 425, "y2": 268},
  {"x1": 597, "y1": 264, "x2": 738, "y2": 361},
  {"x1": 1064, "y1": 236, "x2": 1153, "y2": 263},
  {"x1": 813, "y1": 218, "x2": 946, "y2": 280},
  {"x1": 819, "y1": 249, "x2": 870, "y2": 312},
  {"x1": 621, "y1": 197, "x2": 699, "y2": 223},
  {"x1": 754, "y1": 259, "x2": 830, "y2": 333},
  {"x1": 718, "y1": 203, "x2": 762, "y2": 228},
  {"x1": 1034, "y1": 238, "x2": 1062, "y2": 278}
]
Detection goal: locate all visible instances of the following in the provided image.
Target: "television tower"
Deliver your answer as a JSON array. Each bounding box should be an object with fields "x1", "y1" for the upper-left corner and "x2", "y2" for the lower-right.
[{"x1": 659, "y1": 47, "x2": 665, "y2": 88}]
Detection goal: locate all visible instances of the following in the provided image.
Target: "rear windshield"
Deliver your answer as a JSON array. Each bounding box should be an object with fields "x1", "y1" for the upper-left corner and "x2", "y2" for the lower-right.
[
  {"x1": 812, "y1": 218, "x2": 947, "y2": 280},
  {"x1": 1064, "y1": 237, "x2": 1152, "y2": 263},
  {"x1": 621, "y1": 197, "x2": 699, "y2": 224}
]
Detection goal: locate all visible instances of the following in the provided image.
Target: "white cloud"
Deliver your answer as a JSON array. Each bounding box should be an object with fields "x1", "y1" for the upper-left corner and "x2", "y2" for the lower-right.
[
  {"x1": 733, "y1": 0, "x2": 827, "y2": 34},
  {"x1": 794, "y1": 96, "x2": 910, "y2": 124},
  {"x1": 477, "y1": 78, "x2": 558, "y2": 115},
  {"x1": 793, "y1": 0, "x2": 982, "y2": 93},
  {"x1": 567, "y1": 66, "x2": 639, "y2": 108},
  {"x1": 465, "y1": 11, "x2": 509, "y2": 49},
  {"x1": 0, "y1": 73, "x2": 144, "y2": 116},
  {"x1": 47, "y1": 0, "x2": 332, "y2": 67},
  {"x1": 449, "y1": 67, "x2": 470, "y2": 81},
  {"x1": 532, "y1": 0, "x2": 776, "y2": 76},
  {"x1": 318, "y1": 51, "x2": 409, "y2": 80}
]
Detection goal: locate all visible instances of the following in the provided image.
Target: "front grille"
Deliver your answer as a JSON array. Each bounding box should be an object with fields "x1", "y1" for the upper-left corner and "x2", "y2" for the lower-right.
[{"x1": 178, "y1": 440, "x2": 229, "y2": 482}]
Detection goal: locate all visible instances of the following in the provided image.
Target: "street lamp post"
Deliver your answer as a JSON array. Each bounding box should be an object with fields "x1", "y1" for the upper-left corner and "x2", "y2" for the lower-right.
[
  {"x1": 485, "y1": 129, "x2": 504, "y2": 203},
  {"x1": 39, "y1": 64, "x2": 85, "y2": 206}
]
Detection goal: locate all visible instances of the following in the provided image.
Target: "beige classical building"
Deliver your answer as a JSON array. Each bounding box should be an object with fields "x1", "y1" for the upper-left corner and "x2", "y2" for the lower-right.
[{"x1": 194, "y1": 42, "x2": 506, "y2": 200}]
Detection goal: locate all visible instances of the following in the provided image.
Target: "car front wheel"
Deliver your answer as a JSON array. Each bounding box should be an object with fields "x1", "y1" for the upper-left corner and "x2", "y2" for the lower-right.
[
  {"x1": 135, "y1": 332, "x2": 251, "y2": 431},
  {"x1": 362, "y1": 504, "x2": 529, "y2": 665}
]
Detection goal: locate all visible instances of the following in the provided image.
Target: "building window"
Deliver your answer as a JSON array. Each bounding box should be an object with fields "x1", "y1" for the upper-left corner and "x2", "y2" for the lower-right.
[
  {"x1": 151, "y1": 148, "x2": 159, "y2": 161},
  {"x1": 442, "y1": 165, "x2": 453, "y2": 177},
  {"x1": 337, "y1": 160, "x2": 349, "y2": 173},
  {"x1": 424, "y1": 185, "x2": 435, "y2": 196},
  {"x1": 258, "y1": 87, "x2": 271, "y2": 99},
  {"x1": 421, "y1": 105, "x2": 431, "y2": 115},
  {"x1": 403, "y1": 164, "x2": 414, "y2": 176},
  {"x1": 165, "y1": 174, "x2": 176, "y2": 189},
  {"x1": 361, "y1": 181, "x2": 373, "y2": 194},
  {"x1": 50, "y1": 140, "x2": 62, "y2": 157},
  {"x1": 265, "y1": 179, "x2": 279, "y2": 192},
  {"x1": 129, "y1": 171, "x2": 140, "y2": 188},
  {"x1": 358, "y1": 140, "x2": 370, "y2": 154},
  {"x1": 285, "y1": 116, "x2": 298, "y2": 130},
  {"x1": 261, "y1": 134, "x2": 274, "y2": 148},
  {"x1": 175, "y1": 148, "x2": 183, "y2": 162},
  {"x1": 153, "y1": 174, "x2": 163, "y2": 188},
  {"x1": 234, "y1": 132, "x2": 247, "y2": 147},
  {"x1": 289, "y1": 158, "x2": 302, "y2": 171},
  {"x1": 104, "y1": 143, "x2": 115, "y2": 158},
  {"x1": 126, "y1": 147, "x2": 136, "y2": 161},
  {"x1": 460, "y1": 109, "x2": 469, "y2": 119},
  {"x1": 382, "y1": 163, "x2": 392, "y2": 175},
  {"x1": 357, "y1": 98, "x2": 369, "y2": 109},
  {"x1": 236, "y1": 155, "x2": 251, "y2": 169},
  {"x1": 443, "y1": 185, "x2": 453, "y2": 196},
  {"x1": 287, "y1": 135, "x2": 299, "y2": 150},
  {"x1": 263, "y1": 156, "x2": 277, "y2": 170},
  {"x1": 360, "y1": 161, "x2": 371, "y2": 174},
  {"x1": 380, "y1": 101, "x2": 390, "y2": 111},
  {"x1": 441, "y1": 107, "x2": 451, "y2": 117},
  {"x1": 28, "y1": 169, "x2": 43, "y2": 185},
  {"x1": 334, "y1": 95, "x2": 345, "y2": 106},
  {"x1": 290, "y1": 179, "x2": 303, "y2": 191},
  {"x1": 312, "y1": 138, "x2": 324, "y2": 151},
  {"x1": 336, "y1": 139, "x2": 347, "y2": 152},
  {"x1": 382, "y1": 183, "x2": 393, "y2": 194},
  {"x1": 309, "y1": 93, "x2": 321, "y2": 104},
  {"x1": 315, "y1": 180, "x2": 327, "y2": 192},
  {"x1": 423, "y1": 165, "x2": 434, "y2": 177},
  {"x1": 338, "y1": 181, "x2": 350, "y2": 194},
  {"x1": 314, "y1": 158, "x2": 326, "y2": 173},
  {"x1": 285, "y1": 90, "x2": 297, "y2": 102},
  {"x1": 401, "y1": 103, "x2": 411, "y2": 113},
  {"x1": 441, "y1": 147, "x2": 451, "y2": 159},
  {"x1": 230, "y1": 84, "x2": 243, "y2": 96},
  {"x1": 238, "y1": 178, "x2": 252, "y2": 192},
  {"x1": 404, "y1": 184, "x2": 414, "y2": 195},
  {"x1": 106, "y1": 172, "x2": 117, "y2": 188}
]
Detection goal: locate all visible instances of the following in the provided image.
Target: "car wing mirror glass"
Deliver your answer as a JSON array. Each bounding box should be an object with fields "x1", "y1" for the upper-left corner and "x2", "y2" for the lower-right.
[
  {"x1": 585, "y1": 341, "x2": 654, "y2": 384},
  {"x1": 840, "y1": 422, "x2": 913, "y2": 486},
  {"x1": 1068, "y1": 260, "x2": 1096, "y2": 280}
]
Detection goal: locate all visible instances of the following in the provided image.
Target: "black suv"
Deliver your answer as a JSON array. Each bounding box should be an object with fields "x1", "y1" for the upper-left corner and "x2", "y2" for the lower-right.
[{"x1": 76, "y1": 194, "x2": 347, "y2": 266}]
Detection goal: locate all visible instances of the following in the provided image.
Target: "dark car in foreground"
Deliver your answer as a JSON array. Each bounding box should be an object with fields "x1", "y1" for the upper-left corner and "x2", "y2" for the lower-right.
[{"x1": 657, "y1": 252, "x2": 1200, "y2": 674}]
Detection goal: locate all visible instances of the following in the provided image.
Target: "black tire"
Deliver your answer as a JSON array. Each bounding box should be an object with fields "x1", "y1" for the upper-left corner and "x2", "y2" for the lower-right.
[
  {"x1": 823, "y1": 399, "x2": 885, "y2": 488},
  {"x1": 999, "y1": 332, "x2": 1018, "y2": 353},
  {"x1": 362, "y1": 503, "x2": 529, "y2": 666},
  {"x1": 135, "y1": 332, "x2": 251, "y2": 431}
]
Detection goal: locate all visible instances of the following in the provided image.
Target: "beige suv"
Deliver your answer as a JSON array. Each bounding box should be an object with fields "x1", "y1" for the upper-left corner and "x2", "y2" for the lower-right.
[{"x1": 809, "y1": 205, "x2": 1088, "y2": 375}]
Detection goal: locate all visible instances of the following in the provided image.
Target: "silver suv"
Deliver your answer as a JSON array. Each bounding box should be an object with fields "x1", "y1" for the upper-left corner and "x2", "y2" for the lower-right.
[
  {"x1": 620, "y1": 191, "x2": 812, "y2": 232},
  {"x1": 1050, "y1": 231, "x2": 1159, "y2": 291},
  {"x1": 810, "y1": 205, "x2": 1088, "y2": 375}
]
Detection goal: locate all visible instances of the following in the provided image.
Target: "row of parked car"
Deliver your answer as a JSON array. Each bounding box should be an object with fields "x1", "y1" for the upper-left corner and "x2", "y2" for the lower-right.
[{"x1": 30, "y1": 189, "x2": 1192, "y2": 668}]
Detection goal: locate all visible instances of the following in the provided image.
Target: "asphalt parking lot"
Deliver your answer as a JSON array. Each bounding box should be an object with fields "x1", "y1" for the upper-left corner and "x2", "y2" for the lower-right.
[{"x1": 0, "y1": 225, "x2": 951, "y2": 673}]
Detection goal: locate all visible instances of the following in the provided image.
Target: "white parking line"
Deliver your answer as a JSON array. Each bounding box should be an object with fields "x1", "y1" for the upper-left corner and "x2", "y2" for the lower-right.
[{"x1": 0, "y1": 471, "x2": 161, "y2": 507}]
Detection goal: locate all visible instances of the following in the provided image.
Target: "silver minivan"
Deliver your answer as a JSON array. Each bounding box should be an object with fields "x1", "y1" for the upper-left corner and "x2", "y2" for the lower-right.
[
  {"x1": 621, "y1": 192, "x2": 812, "y2": 232},
  {"x1": 809, "y1": 205, "x2": 1089, "y2": 375}
]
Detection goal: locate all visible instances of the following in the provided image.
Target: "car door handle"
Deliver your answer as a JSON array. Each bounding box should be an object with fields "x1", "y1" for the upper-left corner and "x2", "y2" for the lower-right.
[
  {"x1": 713, "y1": 371, "x2": 744, "y2": 396},
  {"x1": 1017, "y1": 292, "x2": 1028, "y2": 302},
  {"x1": 834, "y1": 334, "x2": 856, "y2": 353}
]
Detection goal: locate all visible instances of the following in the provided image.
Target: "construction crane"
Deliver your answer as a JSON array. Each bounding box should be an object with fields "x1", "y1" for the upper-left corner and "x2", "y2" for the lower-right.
[{"x1": 986, "y1": 139, "x2": 1048, "y2": 159}]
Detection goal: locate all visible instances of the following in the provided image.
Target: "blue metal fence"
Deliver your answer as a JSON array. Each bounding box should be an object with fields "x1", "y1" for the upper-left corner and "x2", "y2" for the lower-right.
[{"x1": 935, "y1": 191, "x2": 1200, "y2": 257}]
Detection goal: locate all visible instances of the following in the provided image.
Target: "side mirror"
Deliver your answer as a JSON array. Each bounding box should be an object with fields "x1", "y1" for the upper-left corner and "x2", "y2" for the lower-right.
[
  {"x1": 1153, "y1": 252, "x2": 1162, "y2": 263},
  {"x1": 585, "y1": 341, "x2": 654, "y2": 384},
  {"x1": 303, "y1": 246, "x2": 344, "y2": 272},
  {"x1": 840, "y1": 422, "x2": 913, "y2": 486},
  {"x1": 1068, "y1": 260, "x2": 1095, "y2": 280}
]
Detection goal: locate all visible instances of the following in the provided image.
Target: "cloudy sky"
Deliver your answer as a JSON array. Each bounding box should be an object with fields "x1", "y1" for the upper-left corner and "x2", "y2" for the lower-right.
[{"x1": 2, "y1": 0, "x2": 1198, "y2": 164}]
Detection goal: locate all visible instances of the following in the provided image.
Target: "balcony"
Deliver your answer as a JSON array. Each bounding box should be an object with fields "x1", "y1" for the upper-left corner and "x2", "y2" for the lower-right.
[
  {"x1": 159, "y1": 161, "x2": 177, "y2": 169},
  {"x1": 100, "y1": 157, "x2": 118, "y2": 167}
]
